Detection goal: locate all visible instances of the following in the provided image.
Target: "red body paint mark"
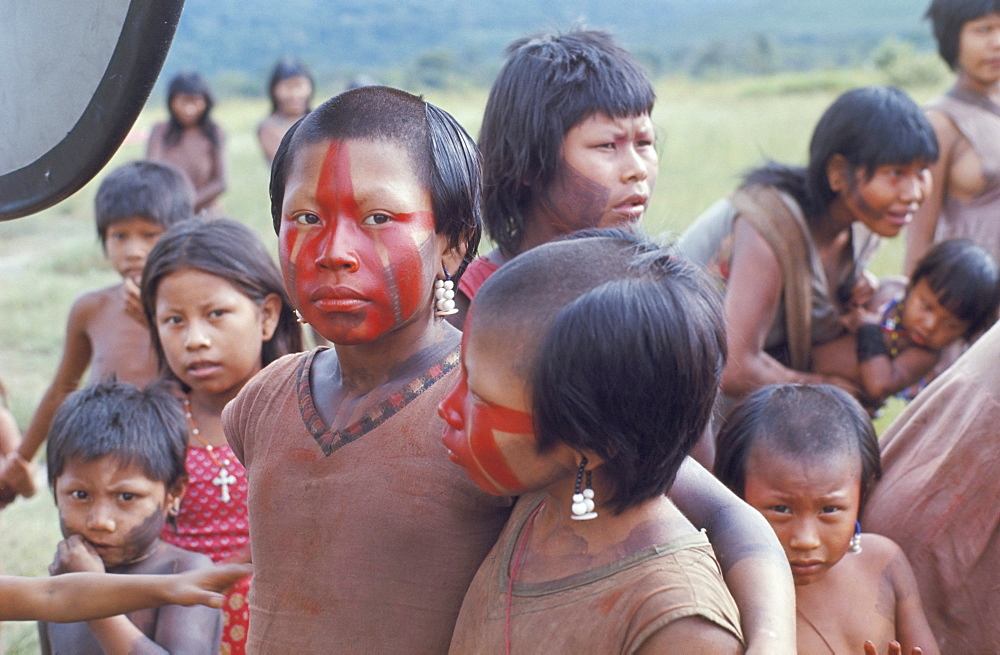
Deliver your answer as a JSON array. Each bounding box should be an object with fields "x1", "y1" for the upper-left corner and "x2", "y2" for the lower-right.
[
  {"x1": 467, "y1": 401, "x2": 533, "y2": 491},
  {"x1": 440, "y1": 370, "x2": 529, "y2": 495}
]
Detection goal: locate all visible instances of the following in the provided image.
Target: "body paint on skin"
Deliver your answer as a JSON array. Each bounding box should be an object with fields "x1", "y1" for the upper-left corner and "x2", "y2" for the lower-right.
[
  {"x1": 441, "y1": 369, "x2": 533, "y2": 496},
  {"x1": 538, "y1": 160, "x2": 612, "y2": 234},
  {"x1": 59, "y1": 506, "x2": 167, "y2": 571},
  {"x1": 279, "y1": 140, "x2": 439, "y2": 345}
]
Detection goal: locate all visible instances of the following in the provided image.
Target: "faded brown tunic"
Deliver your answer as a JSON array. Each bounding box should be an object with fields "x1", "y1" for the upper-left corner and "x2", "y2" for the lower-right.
[
  {"x1": 223, "y1": 348, "x2": 512, "y2": 654},
  {"x1": 863, "y1": 321, "x2": 1000, "y2": 653},
  {"x1": 450, "y1": 494, "x2": 743, "y2": 654}
]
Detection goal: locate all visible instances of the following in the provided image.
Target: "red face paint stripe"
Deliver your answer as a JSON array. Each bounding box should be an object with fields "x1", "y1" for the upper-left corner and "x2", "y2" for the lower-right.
[{"x1": 467, "y1": 402, "x2": 534, "y2": 491}]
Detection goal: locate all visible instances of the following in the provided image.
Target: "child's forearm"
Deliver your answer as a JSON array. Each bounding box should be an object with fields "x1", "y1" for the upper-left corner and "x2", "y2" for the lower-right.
[
  {"x1": 0, "y1": 409, "x2": 19, "y2": 455},
  {"x1": 87, "y1": 615, "x2": 168, "y2": 655},
  {"x1": 3, "y1": 566, "x2": 247, "y2": 622},
  {"x1": 671, "y1": 458, "x2": 796, "y2": 654},
  {"x1": 857, "y1": 325, "x2": 937, "y2": 401}
]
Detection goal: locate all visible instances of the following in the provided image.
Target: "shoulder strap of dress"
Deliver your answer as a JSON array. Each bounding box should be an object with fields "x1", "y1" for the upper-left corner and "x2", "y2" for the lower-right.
[
  {"x1": 730, "y1": 185, "x2": 813, "y2": 371},
  {"x1": 942, "y1": 84, "x2": 1000, "y2": 120}
]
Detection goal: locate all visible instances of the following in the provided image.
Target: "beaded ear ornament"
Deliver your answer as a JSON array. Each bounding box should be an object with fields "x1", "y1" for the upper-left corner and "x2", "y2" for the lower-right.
[
  {"x1": 434, "y1": 268, "x2": 458, "y2": 316},
  {"x1": 849, "y1": 520, "x2": 862, "y2": 553},
  {"x1": 571, "y1": 457, "x2": 598, "y2": 520}
]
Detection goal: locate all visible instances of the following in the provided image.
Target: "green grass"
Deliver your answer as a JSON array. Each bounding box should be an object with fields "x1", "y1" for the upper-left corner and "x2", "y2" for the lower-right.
[{"x1": 0, "y1": 68, "x2": 944, "y2": 653}]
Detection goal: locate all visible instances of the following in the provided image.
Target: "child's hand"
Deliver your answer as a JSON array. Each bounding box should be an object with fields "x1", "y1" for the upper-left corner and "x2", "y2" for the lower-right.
[
  {"x1": 863, "y1": 639, "x2": 923, "y2": 655},
  {"x1": 167, "y1": 562, "x2": 253, "y2": 608},
  {"x1": 0, "y1": 451, "x2": 38, "y2": 505},
  {"x1": 122, "y1": 277, "x2": 147, "y2": 326},
  {"x1": 50, "y1": 534, "x2": 105, "y2": 575},
  {"x1": 850, "y1": 270, "x2": 880, "y2": 309}
]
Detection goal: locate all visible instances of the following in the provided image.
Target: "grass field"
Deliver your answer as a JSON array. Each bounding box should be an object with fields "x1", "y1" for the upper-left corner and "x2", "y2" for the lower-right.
[{"x1": 0, "y1": 69, "x2": 945, "y2": 652}]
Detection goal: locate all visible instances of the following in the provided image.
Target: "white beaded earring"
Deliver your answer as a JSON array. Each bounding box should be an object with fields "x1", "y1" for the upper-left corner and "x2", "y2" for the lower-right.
[
  {"x1": 849, "y1": 520, "x2": 862, "y2": 553},
  {"x1": 294, "y1": 309, "x2": 307, "y2": 325},
  {"x1": 434, "y1": 268, "x2": 458, "y2": 316},
  {"x1": 570, "y1": 456, "x2": 598, "y2": 521}
]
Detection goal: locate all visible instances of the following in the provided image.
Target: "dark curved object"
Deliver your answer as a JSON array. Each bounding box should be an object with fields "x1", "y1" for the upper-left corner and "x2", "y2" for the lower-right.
[{"x1": 0, "y1": 1, "x2": 184, "y2": 221}]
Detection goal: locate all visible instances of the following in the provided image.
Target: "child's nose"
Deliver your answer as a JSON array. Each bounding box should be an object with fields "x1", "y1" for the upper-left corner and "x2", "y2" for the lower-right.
[
  {"x1": 123, "y1": 238, "x2": 146, "y2": 259},
  {"x1": 900, "y1": 173, "x2": 925, "y2": 205},
  {"x1": 184, "y1": 323, "x2": 212, "y2": 349},
  {"x1": 316, "y1": 220, "x2": 361, "y2": 272},
  {"x1": 621, "y1": 146, "x2": 649, "y2": 183},
  {"x1": 787, "y1": 518, "x2": 821, "y2": 551},
  {"x1": 87, "y1": 503, "x2": 116, "y2": 532}
]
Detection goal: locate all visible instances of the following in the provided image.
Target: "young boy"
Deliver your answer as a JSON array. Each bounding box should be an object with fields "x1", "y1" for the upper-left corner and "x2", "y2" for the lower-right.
[
  {"x1": 453, "y1": 29, "x2": 659, "y2": 325},
  {"x1": 714, "y1": 384, "x2": 937, "y2": 654},
  {"x1": 0, "y1": 161, "x2": 193, "y2": 502},
  {"x1": 40, "y1": 381, "x2": 224, "y2": 654}
]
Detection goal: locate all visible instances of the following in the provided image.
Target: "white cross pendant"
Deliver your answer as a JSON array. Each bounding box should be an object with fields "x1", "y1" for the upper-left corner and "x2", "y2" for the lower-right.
[{"x1": 213, "y1": 467, "x2": 237, "y2": 502}]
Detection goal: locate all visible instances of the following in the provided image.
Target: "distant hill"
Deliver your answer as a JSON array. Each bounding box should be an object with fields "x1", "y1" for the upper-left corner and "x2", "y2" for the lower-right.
[{"x1": 160, "y1": 0, "x2": 935, "y2": 94}]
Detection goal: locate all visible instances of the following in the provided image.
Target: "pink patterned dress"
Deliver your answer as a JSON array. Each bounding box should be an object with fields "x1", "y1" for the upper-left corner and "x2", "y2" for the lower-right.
[{"x1": 162, "y1": 444, "x2": 250, "y2": 655}]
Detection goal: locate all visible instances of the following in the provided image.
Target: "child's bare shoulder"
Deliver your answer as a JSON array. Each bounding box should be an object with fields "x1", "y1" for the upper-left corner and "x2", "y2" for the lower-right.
[
  {"x1": 855, "y1": 533, "x2": 918, "y2": 598},
  {"x1": 860, "y1": 533, "x2": 904, "y2": 563},
  {"x1": 70, "y1": 283, "x2": 124, "y2": 319}
]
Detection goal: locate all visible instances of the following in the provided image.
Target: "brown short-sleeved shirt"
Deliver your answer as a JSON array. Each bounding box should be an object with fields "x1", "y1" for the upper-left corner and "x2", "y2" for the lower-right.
[
  {"x1": 450, "y1": 494, "x2": 744, "y2": 654},
  {"x1": 224, "y1": 348, "x2": 512, "y2": 654}
]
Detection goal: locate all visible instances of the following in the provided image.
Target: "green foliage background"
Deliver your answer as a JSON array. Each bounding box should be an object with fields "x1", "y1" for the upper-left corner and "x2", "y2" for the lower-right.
[{"x1": 159, "y1": 0, "x2": 938, "y2": 94}]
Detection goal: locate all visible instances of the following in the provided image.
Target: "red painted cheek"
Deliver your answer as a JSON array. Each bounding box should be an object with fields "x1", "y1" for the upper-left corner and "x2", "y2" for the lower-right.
[
  {"x1": 375, "y1": 212, "x2": 436, "y2": 323},
  {"x1": 464, "y1": 402, "x2": 533, "y2": 494}
]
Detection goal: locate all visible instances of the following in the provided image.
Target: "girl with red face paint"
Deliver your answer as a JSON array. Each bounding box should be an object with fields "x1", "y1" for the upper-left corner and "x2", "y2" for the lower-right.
[
  {"x1": 141, "y1": 218, "x2": 303, "y2": 655},
  {"x1": 224, "y1": 85, "x2": 501, "y2": 655},
  {"x1": 443, "y1": 231, "x2": 746, "y2": 653},
  {"x1": 225, "y1": 87, "x2": 795, "y2": 654},
  {"x1": 679, "y1": 86, "x2": 939, "y2": 408},
  {"x1": 714, "y1": 384, "x2": 938, "y2": 655}
]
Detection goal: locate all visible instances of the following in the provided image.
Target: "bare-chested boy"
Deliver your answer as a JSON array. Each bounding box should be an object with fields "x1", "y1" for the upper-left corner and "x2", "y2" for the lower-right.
[
  {"x1": 715, "y1": 384, "x2": 938, "y2": 654},
  {"x1": 0, "y1": 161, "x2": 193, "y2": 501},
  {"x1": 40, "y1": 381, "x2": 229, "y2": 654}
]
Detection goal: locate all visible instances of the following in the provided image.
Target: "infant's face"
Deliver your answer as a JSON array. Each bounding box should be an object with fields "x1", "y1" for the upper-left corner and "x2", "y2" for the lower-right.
[{"x1": 900, "y1": 278, "x2": 969, "y2": 350}]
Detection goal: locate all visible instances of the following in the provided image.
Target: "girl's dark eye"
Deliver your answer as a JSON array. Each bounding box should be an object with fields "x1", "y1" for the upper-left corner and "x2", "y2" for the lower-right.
[
  {"x1": 362, "y1": 213, "x2": 392, "y2": 226},
  {"x1": 295, "y1": 213, "x2": 320, "y2": 226}
]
